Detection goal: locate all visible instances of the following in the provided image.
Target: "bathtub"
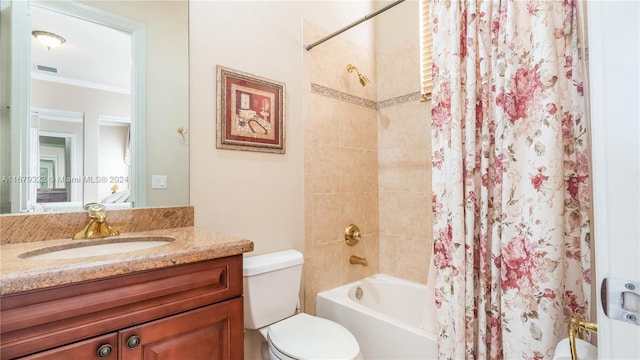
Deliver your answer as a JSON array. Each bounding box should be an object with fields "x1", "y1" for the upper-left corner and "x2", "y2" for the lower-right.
[{"x1": 316, "y1": 274, "x2": 437, "y2": 360}]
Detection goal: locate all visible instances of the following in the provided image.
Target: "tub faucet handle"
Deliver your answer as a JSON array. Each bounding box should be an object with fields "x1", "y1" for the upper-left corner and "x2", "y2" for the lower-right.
[{"x1": 345, "y1": 224, "x2": 361, "y2": 246}]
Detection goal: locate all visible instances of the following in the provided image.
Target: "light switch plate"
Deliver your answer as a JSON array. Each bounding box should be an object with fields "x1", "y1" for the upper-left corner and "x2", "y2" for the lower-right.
[{"x1": 151, "y1": 175, "x2": 167, "y2": 189}]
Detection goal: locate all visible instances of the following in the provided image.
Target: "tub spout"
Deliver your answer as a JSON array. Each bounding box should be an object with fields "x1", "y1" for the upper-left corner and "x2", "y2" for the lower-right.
[{"x1": 349, "y1": 255, "x2": 368, "y2": 266}]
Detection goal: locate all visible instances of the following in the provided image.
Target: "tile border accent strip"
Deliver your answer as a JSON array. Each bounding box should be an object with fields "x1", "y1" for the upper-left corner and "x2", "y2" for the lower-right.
[
  {"x1": 311, "y1": 83, "x2": 377, "y2": 109},
  {"x1": 310, "y1": 83, "x2": 421, "y2": 109},
  {"x1": 377, "y1": 91, "x2": 421, "y2": 109}
]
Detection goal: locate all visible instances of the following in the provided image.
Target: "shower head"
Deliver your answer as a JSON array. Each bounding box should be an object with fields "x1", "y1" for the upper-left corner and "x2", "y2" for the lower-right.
[
  {"x1": 358, "y1": 73, "x2": 370, "y2": 86},
  {"x1": 347, "y1": 64, "x2": 370, "y2": 86}
]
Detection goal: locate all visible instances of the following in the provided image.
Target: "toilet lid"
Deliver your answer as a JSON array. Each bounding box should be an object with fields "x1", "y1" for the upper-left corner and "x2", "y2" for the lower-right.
[{"x1": 267, "y1": 313, "x2": 360, "y2": 359}]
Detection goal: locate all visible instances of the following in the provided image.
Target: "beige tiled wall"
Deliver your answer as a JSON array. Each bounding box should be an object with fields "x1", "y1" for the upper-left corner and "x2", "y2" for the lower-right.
[
  {"x1": 377, "y1": 44, "x2": 433, "y2": 284},
  {"x1": 378, "y1": 102, "x2": 432, "y2": 283},
  {"x1": 303, "y1": 21, "x2": 433, "y2": 314},
  {"x1": 303, "y1": 21, "x2": 379, "y2": 315}
]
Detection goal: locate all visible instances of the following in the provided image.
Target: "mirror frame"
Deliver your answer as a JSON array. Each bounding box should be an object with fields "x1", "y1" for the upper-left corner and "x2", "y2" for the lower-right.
[{"x1": 9, "y1": 0, "x2": 147, "y2": 212}]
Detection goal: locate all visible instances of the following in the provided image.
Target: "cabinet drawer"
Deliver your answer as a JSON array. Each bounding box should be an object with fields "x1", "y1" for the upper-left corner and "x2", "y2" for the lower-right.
[
  {"x1": 18, "y1": 333, "x2": 117, "y2": 360},
  {"x1": 1, "y1": 255, "x2": 242, "y2": 359}
]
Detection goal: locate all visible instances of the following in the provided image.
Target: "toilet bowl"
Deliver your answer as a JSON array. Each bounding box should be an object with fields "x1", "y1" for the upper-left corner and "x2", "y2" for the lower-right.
[
  {"x1": 243, "y1": 249, "x2": 362, "y2": 360},
  {"x1": 260, "y1": 313, "x2": 361, "y2": 360},
  {"x1": 552, "y1": 337, "x2": 598, "y2": 360}
]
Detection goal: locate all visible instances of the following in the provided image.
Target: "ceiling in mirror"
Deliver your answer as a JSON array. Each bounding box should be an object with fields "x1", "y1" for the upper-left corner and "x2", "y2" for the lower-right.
[{"x1": 31, "y1": 5, "x2": 131, "y2": 92}]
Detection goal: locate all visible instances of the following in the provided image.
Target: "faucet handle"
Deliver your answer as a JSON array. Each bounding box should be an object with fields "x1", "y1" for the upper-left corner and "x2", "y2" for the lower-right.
[{"x1": 84, "y1": 203, "x2": 106, "y2": 219}]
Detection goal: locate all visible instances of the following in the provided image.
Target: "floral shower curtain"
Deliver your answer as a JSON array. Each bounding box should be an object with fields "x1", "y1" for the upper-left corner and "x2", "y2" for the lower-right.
[{"x1": 430, "y1": 0, "x2": 591, "y2": 359}]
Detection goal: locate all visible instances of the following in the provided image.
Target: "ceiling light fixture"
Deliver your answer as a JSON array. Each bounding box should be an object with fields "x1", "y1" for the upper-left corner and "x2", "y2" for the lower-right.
[{"x1": 32, "y1": 30, "x2": 66, "y2": 50}]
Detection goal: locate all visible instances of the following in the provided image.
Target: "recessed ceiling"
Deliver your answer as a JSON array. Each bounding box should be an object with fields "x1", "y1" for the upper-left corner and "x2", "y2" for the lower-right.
[{"x1": 30, "y1": 5, "x2": 131, "y2": 93}]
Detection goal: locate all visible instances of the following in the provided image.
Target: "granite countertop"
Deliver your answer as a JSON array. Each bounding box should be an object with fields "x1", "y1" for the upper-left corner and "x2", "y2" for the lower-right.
[{"x1": 0, "y1": 226, "x2": 254, "y2": 295}]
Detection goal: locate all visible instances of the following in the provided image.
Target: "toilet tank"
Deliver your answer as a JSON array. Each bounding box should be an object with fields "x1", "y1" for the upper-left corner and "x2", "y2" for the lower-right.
[{"x1": 243, "y1": 249, "x2": 304, "y2": 329}]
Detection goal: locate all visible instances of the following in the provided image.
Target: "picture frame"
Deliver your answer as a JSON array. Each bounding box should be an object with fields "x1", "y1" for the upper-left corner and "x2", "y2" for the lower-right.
[{"x1": 216, "y1": 65, "x2": 286, "y2": 154}]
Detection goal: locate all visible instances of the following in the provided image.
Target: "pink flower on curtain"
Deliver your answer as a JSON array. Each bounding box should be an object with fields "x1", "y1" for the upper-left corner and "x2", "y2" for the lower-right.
[
  {"x1": 563, "y1": 290, "x2": 587, "y2": 319},
  {"x1": 496, "y1": 66, "x2": 541, "y2": 122},
  {"x1": 475, "y1": 102, "x2": 485, "y2": 130},
  {"x1": 563, "y1": 0, "x2": 577, "y2": 34},
  {"x1": 432, "y1": 13, "x2": 439, "y2": 34},
  {"x1": 490, "y1": 316, "x2": 501, "y2": 349},
  {"x1": 432, "y1": 192, "x2": 443, "y2": 216},
  {"x1": 575, "y1": 81, "x2": 584, "y2": 96},
  {"x1": 432, "y1": 102, "x2": 451, "y2": 128},
  {"x1": 527, "y1": 1, "x2": 538, "y2": 15},
  {"x1": 432, "y1": 81, "x2": 452, "y2": 128},
  {"x1": 542, "y1": 288, "x2": 557, "y2": 300},
  {"x1": 491, "y1": 19, "x2": 500, "y2": 39},
  {"x1": 566, "y1": 174, "x2": 587, "y2": 201},
  {"x1": 433, "y1": 150, "x2": 444, "y2": 169},
  {"x1": 501, "y1": 236, "x2": 537, "y2": 291},
  {"x1": 514, "y1": 66, "x2": 540, "y2": 107},
  {"x1": 434, "y1": 223, "x2": 453, "y2": 270},
  {"x1": 562, "y1": 111, "x2": 575, "y2": 141},
  {"x1": 564, "y1": 55, "x2": 574, "y2": 79},
  {"x1": 460, "y1": 9, "x2": 468, "y2": 58},
  {"x1": 481, "y1": 172, "x2": 489, "y2": 187},
  {"x1": 531, "y1": 166, "x2": 548, "y2": 191},
  {"x1": 565, "y1": 234, "x2": 582, "y2": 260},
  {"x1": 439, "y1": 80, "x2": 451, "y2": 107},
  {"x1": 576, "y1": 151, "x2": 589, "y2": 175},
  {"x1": 496, "y1": 91, "x2": 518, "y2": 122},
  {"x1": 493, "y1": 154, "x2": 508, "y2": 184}
]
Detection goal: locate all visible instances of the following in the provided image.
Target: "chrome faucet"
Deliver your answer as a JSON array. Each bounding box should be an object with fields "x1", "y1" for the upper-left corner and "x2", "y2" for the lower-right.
[
  {"x1": 349, "y1": 255, "x2": 368, "y2": 266},
  {"x1": 73, "y1": 203, "x2": 120, "y2": 239}
]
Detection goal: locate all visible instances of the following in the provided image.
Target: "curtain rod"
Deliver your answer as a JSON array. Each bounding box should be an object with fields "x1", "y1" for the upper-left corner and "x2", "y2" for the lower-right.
[{"x1": 304, "y1": 0, "x2": 406, "y2": 51}]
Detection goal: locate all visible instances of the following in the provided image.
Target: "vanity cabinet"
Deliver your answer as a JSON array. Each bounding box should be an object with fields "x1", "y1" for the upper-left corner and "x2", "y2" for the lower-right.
[{"x1": 1, "y1": 255, "x2": 244, "y2": 359}]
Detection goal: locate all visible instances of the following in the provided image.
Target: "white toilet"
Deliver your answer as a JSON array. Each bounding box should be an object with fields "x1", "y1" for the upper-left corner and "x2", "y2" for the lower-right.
[{"x1": 243, "y1": 249, "x2": 362, "y2": 360}]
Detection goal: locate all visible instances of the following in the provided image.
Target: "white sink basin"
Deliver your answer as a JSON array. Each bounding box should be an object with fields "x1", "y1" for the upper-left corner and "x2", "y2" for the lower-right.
[{"x1": 19, "y1": 236, "x2": 175, "y2": 260}]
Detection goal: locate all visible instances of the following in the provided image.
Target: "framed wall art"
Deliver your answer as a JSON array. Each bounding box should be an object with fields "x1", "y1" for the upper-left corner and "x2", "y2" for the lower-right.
[{"x1": 216, "y1": 65, "x2": 286, "y2": 154}]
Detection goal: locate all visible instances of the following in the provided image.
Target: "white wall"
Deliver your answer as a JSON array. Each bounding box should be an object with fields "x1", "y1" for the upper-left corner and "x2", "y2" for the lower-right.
[{"x1": 189, "y1": 1, "x2": 376, "y2": 256}]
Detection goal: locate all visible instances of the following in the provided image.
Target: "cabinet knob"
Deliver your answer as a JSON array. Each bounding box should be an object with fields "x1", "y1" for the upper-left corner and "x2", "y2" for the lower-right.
[
  {"x1": 96, "y1": 344, "x2": 113, "y2": 358},
  {"x1": 127, "y1": 335, "x2": 141, "y2": 349}
]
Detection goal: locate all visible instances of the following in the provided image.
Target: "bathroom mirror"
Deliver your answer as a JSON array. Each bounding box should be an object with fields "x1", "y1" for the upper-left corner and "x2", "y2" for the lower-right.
[{"x1": 0, "y1": 0, "x2": 189, "y2": 214}]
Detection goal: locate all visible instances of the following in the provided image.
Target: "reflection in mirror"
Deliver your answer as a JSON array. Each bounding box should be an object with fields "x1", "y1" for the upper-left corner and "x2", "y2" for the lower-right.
[
  {"x1": 98, "y1": 116, "x2": 131, "y2": 207},
  {"x1": 30, "y1": 108, "x2": 83, "y2": 211},
  {"x1": 1, "y1": 0, "x2": 190, "y2": 214},
  {"x1": 38, "y1": 135, "x2": 71, "y2": 200},
  {"x1": 28, "y1": 2, "x2": 135, "y2": 213}
]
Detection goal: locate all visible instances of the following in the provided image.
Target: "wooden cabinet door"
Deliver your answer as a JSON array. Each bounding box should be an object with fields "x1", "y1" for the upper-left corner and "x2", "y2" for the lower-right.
[
  {"x1": 119, "y1": 298, "x2": 243, "y2": 360},
  {"x1": 18, "y1": 333, "x2": 118, "y2": 360}
]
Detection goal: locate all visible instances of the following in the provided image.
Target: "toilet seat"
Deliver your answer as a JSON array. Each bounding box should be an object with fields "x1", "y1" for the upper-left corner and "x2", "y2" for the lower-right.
[{"x1": 266, "y1": 313, "x2": 361, "y2": 360}]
